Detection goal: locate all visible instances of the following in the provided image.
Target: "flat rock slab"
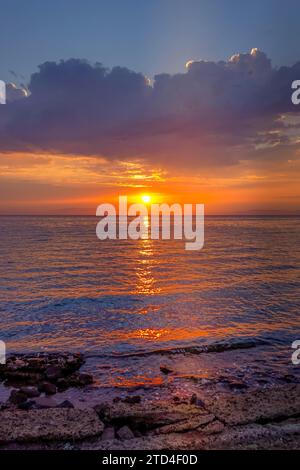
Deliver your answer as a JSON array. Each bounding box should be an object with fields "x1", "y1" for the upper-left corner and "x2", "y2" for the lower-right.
[
  {"x1": 149, "y1": 413, "x2": 216, "y2": 435},
  {"x1": 0, "y1": 408, "x2": 104, "y2": 443},
  {"x1": 81, "y1": 419, "x2": 300, "y2": 451},
  {"x1": 100, "y1": 401, "x2": 209, "y2": 429},
  {"x1": 205, "y1": 384, "x2": 300, "y2": 425}
]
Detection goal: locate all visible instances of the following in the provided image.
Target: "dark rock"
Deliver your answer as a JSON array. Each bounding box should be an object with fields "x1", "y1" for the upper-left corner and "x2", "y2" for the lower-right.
[
  {"x1": 56, "y1": 378, "x2": 69, "y2": 391},
  {"x1": 39, "y1": 382, "x2": 57, "y2": 395},
  {"x1": 113, "y1": 397, "x2": 121, "y2": 403},
  {"x1": 9, "y1": 390, "x2": 27, "y2": 405},
  {"x1": 190, "y1": 394, "x2": 205, "y2": 407},
  {"x1": 190, "y1": 393, "x2": 197, "y2": 405},
  {"x1": 78, "y1": 373, "x2": 93, "y2": 385},
  {"x1": 1, "y1": 353, "x2": 86, "y2": 390},
  {"x1": 101, "y1": 426, "x2": 115, "y2": 440},
  {"x1": 45, "y1": 366, "x2": 63, "y2": 381},
  {"x1": 65, "y1": 372, "x2": 94, "y2": 387},
  {"x1": 26, "y1": 357, "x2": 47, "y2": 371},
  {"x1": 18, "y1": 400, "x2": 36, "y2": 410},
  {"x1": 9, "y1": 358, "x2": 27, "y2": 369},
  {"x1": 283, "y1": 374, "x2": 295, "y2": 384},
  {"x1": 117, "y1": 425, "x2": 135, "y2": 440},
  {"x1": 229, "y1": 381, "x2": 248, "y2": 391},
  {"x1": 20, "y1": 386, "x2": 40, "y2": 398},
  {"x1": 160, "y1": 365, "x2": 173, "y2": 375},
  {"x1": 93, "y1": 404, "x2": 107, "y2": 419},
  {"x1": 123, "y1": 395, "x2": 141, "y2": 404},
  {"x1": 3, "y1": 371, "x2": 43, "y2": 383},
  {"x1": 58, "y1": 400, "x2": 74, "y2": 409}
]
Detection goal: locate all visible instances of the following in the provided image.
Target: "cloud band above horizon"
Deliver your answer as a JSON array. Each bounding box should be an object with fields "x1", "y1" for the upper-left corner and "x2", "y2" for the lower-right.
[{"x1": 0, "y1": 48, "x2": 299, "y2": 170}]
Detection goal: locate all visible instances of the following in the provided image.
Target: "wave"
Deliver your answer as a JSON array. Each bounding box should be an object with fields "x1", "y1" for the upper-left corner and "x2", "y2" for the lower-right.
[{"x1": 86, "y1": 337, "x2": 269, "y2": 359}]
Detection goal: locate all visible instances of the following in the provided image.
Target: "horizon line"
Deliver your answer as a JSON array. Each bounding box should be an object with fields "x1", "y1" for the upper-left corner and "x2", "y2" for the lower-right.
[{"x1": 0, "y1": 213, "x2": 299, "y2": 217}]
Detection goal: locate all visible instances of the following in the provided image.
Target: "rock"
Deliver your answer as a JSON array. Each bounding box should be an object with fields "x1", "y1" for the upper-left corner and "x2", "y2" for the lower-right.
[
  {"x1": 104, "y1": 401, "x2": 208, "y2": 430},
  {"x1": 20, "y1": 386, "x2": 40, "y2": 398},
  {"x1": 117, "y1": 425, "x2": 135, "y2": 440},
  {"x1": 123, "y1": 395, "x2": 141, "y2": 404},
  {"x1": 56, "y1": 378, "x2": 68, "y2": 391},
  {"x1": 0, "y1": 353, "x2": 86, "y2": 390},
  {"x1": 3, "y1": 371, "x2": 43, "y2": 383},
  {"x1": 201, "y1": 420, "x2": 225, "y2": 434},
  {"x1": 34, "y1": 396, "x2": 58, "y2": 409},
  {"x1": 78, "y1": 373, "x2": 93, "y2": 385},
  {"x1": 283, "y1": 374, "x2": 295, "y2": 384},
  {"x1": 9, "y1": 390, "x2": 27, "y2": 405},
  {"x1": 58, "y1": 400, "x2": 74, "y2": 409},
  {"x1": 80, "y1": 419, "x2": 300, "y2": 451},
  {"x1": 229, "y1": 381, "x2": 248, "y2": 391},
  {"x1": 56, "y1": 372, "x2": 93, "y2": 388},
  {"x1": 26, "y1": 357, "x2": 47, "y2": 370},
  {"x1": 94, "y1": 404, "x2": 107, "y2": 419},
  {"x1": 190, "y1": 393, "x2": 197, "y2": 405},
  {"x1": 101, "y1": 426, "x2": 115, "y2": 440},
  {"x1": 14, "y1": 359, "x2": 27, "y2": 368},
  {"x1": 152, "y1": 413, "x2": 215, "y2": 435},
  {"x1": 160, "y1": 365, "x2": 173, "y2": 375},
  {"x1": 63, "y1": 442, "x2": 74, "y2": 450},
  {"x1": 0, "y1": 409, "x2": 104, "y2": 442},
  {"x1": 190, "y1": 394, "x2": 205, "y2": 408},
  {"x1": 45, "y1": 366, "x2": 63, "y2": 381},
  {"x1": 205, "y1": 384, "x2": 300, "y2": 426},
  {"x1": 18, "y1": 400, "x2": 36, "y2": 410},
  {"x1": 39, "y1": 382, "x2": 57, "y2": 395}
]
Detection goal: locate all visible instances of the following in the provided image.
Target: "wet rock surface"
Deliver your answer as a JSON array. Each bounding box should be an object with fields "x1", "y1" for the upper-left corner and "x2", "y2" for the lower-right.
[
  {"x1": 204, "y1": 384, "x2": 300, "y2": 425},
  {"x1": 0, "y1": 353, "x2": 94, "y2": 411},
  {"x1": 1, "y1": 353, "x2": 300, "y2": 449},
  {"x1": 0, "y1": 353, "x2": 85, "y2": 385}
]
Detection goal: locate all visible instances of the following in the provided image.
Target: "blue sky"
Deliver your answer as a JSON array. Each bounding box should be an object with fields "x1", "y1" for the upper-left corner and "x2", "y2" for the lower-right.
[{"x1": 0, "y1": 0, "x2": 299, "y2": 83}]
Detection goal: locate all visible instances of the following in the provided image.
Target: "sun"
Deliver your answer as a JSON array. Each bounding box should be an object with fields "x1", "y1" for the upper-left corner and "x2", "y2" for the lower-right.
[{"x1": 141, "y1": 194, "x2": 151, "y2": 204}]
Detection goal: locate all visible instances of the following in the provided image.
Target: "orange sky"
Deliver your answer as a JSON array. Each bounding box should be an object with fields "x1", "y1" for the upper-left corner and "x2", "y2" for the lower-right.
[{"x1": 0, "y1": 149, "x2": 299, "y2": 215}]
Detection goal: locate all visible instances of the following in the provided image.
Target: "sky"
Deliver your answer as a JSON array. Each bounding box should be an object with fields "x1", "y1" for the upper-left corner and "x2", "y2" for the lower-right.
[{"x1": 0, "y1": 0, "x2": 300, "y2": 214}]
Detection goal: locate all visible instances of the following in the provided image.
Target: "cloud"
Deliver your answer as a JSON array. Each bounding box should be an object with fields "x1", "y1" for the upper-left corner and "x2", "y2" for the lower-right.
[
  {"x1": 6, "y1": 83, "x2": 28, "y2": 102},
  {"x1": 0, "y1": 50, "x2": 299, "y2": 168}
]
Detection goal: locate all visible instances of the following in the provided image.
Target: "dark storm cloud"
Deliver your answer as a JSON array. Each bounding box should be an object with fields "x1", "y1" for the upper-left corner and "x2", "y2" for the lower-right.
[{"x1": 0, "y1": 49, "x2": 299, "y2": 165}]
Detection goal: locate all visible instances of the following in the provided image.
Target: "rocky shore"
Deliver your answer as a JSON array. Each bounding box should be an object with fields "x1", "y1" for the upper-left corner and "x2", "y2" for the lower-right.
[{"x1": 0, "y1": 353, "x2": 300, "y2": 450}]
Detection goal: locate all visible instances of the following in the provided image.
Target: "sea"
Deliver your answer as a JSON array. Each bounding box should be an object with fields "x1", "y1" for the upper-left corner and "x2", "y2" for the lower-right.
[{"x1": 0, "y1": 215, "x2": 299, "y2": 399}]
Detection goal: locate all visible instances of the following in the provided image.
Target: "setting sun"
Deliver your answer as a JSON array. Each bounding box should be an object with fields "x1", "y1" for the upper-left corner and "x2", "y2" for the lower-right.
[{"x1": 142, "y1": 195, "x2": 151, "y2": 204}]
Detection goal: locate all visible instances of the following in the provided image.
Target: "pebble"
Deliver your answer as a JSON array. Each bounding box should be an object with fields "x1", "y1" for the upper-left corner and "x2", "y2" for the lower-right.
[
  {"x1": 101, "y1": 426, "x2": 115, "y2": 440},
  {"x1": 39, "y1": 382, "x2": 57, "y2": 395},
  {"x1": 18, "y1": 400, "x2": 36, "y2": 410},
  {"x1": 123, "y1": 395, "x2": 141, "y2": 404},
  {"x1": 117, "y1": 425, "x2": 135, "y2": 440},
  {"x1": 58, "y1": 400, "x2": 74, "y2": 409},
  {"x1": 160, "y1": 365, "x2": 173, "y2": 375},
  {"x1": 9, "y1": 390, "x2": 28, "y2": 405}
]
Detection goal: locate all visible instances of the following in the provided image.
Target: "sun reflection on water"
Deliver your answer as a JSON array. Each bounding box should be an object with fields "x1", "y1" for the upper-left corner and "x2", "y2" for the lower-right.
[{"x1": 134, "y1": 216, "x2": 161, "y2": 296}]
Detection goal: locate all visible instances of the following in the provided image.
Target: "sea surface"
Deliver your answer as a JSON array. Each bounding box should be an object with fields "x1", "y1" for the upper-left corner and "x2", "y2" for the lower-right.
[{"x1": 0, "y1": 215, "x2": 300, "y2": 394}]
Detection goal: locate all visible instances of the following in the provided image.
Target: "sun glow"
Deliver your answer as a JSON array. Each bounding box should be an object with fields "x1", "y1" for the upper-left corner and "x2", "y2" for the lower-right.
[{"x1": 141, "y1": 194, "x2": 151, "y2": 204}]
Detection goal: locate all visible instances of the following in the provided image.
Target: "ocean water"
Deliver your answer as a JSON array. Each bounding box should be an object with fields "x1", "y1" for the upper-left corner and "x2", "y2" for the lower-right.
[{"x1": 0, "y1": 216, "x2": 300, "y2": 392}]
